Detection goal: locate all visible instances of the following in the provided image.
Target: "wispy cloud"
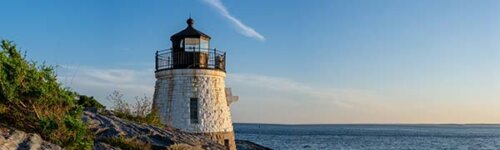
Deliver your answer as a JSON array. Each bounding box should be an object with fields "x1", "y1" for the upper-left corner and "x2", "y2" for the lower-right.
[
  {"x1": 202, "y1": 0, "x2": 265, "y2": 41},
  {"x1": 57, "y1": 65, "x2": 155, "y2": 106},
  {"x1": 226, "y1": 73, "x2": 393, "y2": 124},
  {"x1": 56, "y1": 65, "x2": 392, "y2": 123}
]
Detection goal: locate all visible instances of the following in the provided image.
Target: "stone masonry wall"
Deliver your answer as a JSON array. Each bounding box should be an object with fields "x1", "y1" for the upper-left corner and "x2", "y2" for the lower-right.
[
  {"x1": 198, "y1": 131, "x2": 236, "y2": 150},
  {"x1": 153, "y1": 69, "x2": 234, "y2": 133}
]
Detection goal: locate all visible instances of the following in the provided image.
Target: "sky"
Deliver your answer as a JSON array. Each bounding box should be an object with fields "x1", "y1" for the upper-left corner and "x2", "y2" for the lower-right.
[{"x1": 1, "y1": 0, "x2": 500, "y2": 124}]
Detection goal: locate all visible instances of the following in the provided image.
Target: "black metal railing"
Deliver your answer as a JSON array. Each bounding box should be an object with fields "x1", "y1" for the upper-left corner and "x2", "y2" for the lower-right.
[{"x1": 155, "y1": 48, "x2": 226, "y2": 72}]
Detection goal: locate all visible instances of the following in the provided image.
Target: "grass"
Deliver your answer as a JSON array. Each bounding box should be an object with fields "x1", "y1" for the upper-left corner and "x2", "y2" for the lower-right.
[{"x1": 102, "y1": 136, "x2": 152, "y2": 150}]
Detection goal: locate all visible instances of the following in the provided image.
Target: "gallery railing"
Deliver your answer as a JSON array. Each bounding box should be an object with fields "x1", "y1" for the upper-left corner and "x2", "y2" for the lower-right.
[{"x1": 155, "y1": 48, "x2": 226, "y2": 72}]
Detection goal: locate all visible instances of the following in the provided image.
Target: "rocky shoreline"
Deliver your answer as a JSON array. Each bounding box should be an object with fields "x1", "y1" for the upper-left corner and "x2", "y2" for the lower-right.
[{"x1": 0, "y1": 109, "x2": 271, "y2": 150}]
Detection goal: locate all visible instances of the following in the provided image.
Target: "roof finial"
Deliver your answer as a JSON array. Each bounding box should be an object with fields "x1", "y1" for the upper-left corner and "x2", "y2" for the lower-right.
[{"x1": 187, "y1": 14, "x2": 194, "y2": 26}]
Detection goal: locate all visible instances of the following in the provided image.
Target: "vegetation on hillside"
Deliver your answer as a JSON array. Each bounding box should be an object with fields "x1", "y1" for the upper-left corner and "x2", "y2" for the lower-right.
[
  {"x1": 0, "y1": 40, "x2": 93, "y2": 149},
  {"x1": 0, "y1": 40, "x2": 167, "y2": 149}
]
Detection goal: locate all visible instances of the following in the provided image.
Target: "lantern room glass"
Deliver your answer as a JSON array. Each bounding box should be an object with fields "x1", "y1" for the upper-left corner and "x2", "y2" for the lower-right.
[
  {"x1": 182, "y1": 37, "x2": 209, "y2": 52},
  {"x1": 184, "y1": 38, "x2": 199, "y2": 51},
  {"x1": 200, "y1": 37, "x2": 209, "y2": 50}
]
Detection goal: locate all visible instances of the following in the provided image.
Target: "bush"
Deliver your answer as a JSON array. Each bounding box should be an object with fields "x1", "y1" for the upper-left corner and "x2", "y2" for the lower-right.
[
  {"x1": 0, "y1": 40, "x2": 93, "y2": 149},
  {"x1": 102, "y1": 136, "x2": 152, "y2": 150},
  {"x1": 78, "y1": 95, "x2": 105, "y2": 109},
  {"x1": 108, "y1": 91, "x2": 162, "y2": 126}
]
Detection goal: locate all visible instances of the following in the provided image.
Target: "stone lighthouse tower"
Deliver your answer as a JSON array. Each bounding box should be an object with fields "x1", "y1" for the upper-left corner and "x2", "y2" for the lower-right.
[{"x1": 153, "y1": 18, "x2": 237, "y2": 149}]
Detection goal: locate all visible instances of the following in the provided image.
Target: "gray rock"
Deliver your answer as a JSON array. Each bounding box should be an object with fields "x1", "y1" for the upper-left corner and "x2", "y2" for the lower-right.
[
  {"x1": 93, "y1": 142, "x2": 121, "y2": 150},
  {"x1": 83, "y1": 110, "x2": 225, "y2": 150},
  {"x1": 236, "y1": 140, "x2": 273, "y2": 150},
  {"x1": 0, "y1": 127, "x2": 62, "y2": 150}
]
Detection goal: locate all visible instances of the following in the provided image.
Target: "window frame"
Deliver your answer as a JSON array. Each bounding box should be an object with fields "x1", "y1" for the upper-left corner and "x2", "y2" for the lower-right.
[{"x1": 189, "y1": 97, "x2": 199, "y2": 124}]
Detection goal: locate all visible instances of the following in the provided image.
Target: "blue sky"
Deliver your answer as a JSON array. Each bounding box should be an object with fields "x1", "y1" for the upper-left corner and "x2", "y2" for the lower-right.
[{"x1": 1, "y1": 0, "x2": 500, "y2": 124}]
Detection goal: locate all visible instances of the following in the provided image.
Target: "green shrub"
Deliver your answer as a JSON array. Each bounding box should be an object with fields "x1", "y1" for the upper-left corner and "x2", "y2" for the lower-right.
[
  {"x1": 108, "y1": 91, "x2": 162, "y2": 126},
  {"x1": 78, "y1": 95, "x2": 105, "y2": 109},
  {"x1": 0, "y1": 40, "x2": 93, "y2": 149}
]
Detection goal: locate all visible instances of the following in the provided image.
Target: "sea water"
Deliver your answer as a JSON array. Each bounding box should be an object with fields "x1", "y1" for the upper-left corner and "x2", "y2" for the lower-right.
[{"x1": 234, "y1": 124, "x2": 500, "y2": 150}]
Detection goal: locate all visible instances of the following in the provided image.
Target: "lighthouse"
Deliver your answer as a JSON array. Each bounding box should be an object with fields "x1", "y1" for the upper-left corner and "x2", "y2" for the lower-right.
[{"x1": 153, "y1": 18, "x2": 237, "y2": 149}]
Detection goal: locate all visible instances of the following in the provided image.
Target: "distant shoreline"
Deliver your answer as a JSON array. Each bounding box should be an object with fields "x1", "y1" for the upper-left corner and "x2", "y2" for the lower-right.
[{"x1": 234, "y1": 123, "x2": 500, "y2": 126}]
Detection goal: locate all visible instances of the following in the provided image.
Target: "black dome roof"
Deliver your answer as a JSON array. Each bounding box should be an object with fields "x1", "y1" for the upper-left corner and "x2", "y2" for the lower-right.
[{"x1": 170, "y1": 18, "x2": 211, "y2": 41}]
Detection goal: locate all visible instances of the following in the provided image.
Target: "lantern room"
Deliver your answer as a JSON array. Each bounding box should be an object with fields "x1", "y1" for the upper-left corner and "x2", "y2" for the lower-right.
[
  {"x1": 155, "y1": 18, "x2": 226, "y2": 72},
  {"x1": 170, "y1": 18, "x2": 211, "y2": 51}
]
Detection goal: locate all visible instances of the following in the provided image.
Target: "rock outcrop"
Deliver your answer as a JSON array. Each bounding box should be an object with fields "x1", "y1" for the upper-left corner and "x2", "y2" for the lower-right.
[
  {"x1": 0, "y1": 127, "x2": 62, "y2": 150},
  {"x1": 1, "y1": 110, "x2": 271, "y2": 150},
  {"x1": 236, "y1": 140, "x2": 272, "y2": 150},
  {"x1": 83, "y1": 110, "x2": 225, "y2": 149}
]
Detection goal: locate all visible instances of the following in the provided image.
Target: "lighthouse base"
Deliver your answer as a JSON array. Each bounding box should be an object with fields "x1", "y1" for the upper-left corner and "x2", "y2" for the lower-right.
[{"x1": 196, "y1": 131, "x2": 236, "y2": 150}]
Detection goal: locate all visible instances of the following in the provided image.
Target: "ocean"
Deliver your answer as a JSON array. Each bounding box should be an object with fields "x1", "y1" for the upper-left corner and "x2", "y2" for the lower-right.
[{"x1": 234, "y1": 123, "x2": 500, "y2": 150}]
